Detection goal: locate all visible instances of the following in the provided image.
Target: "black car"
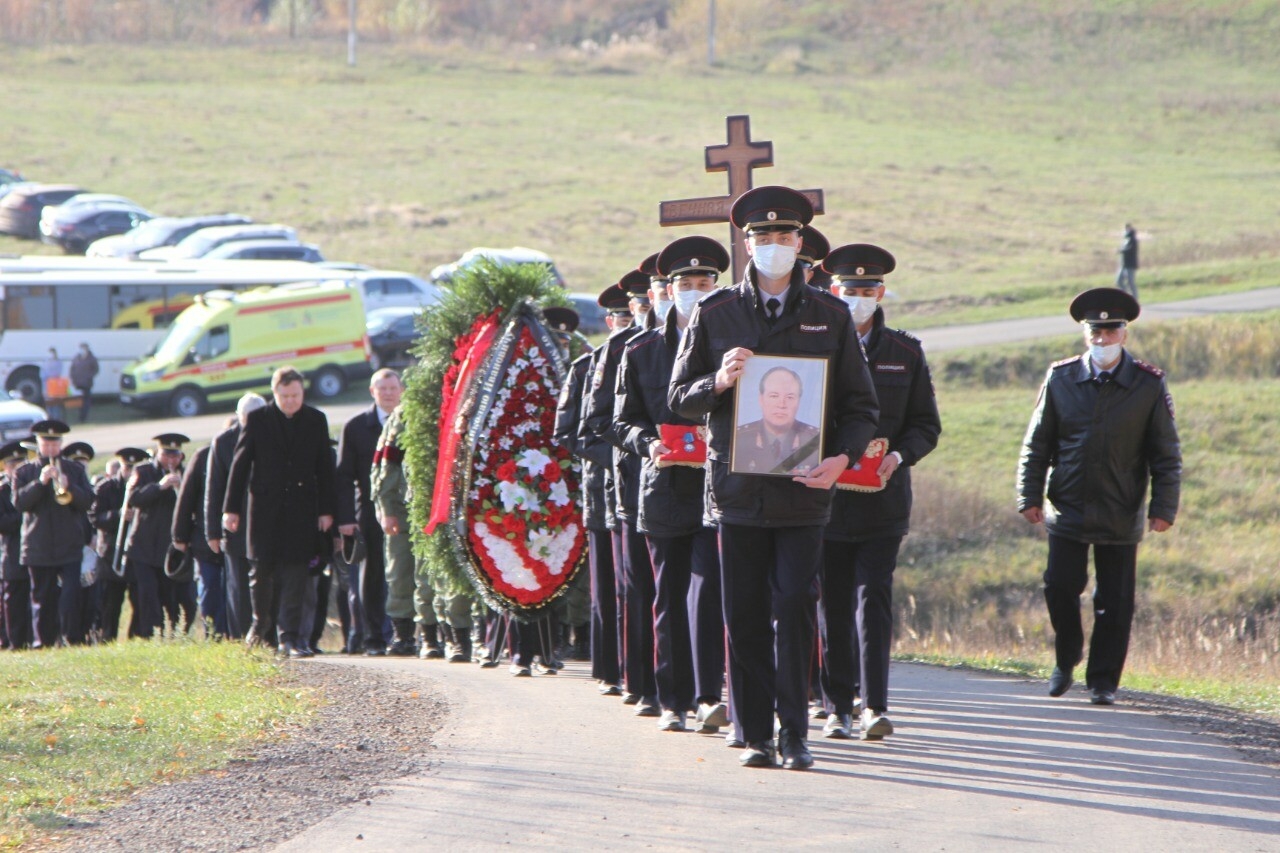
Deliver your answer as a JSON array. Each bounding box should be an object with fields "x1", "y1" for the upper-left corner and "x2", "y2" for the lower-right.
[
  {"x1": 39, "y1": 199, "x2": 154, "y2": 254},
  {"x1": 0, "y1": 183, "x2": 86, "y2": 239},
  {"x1": 366, "y1": 307, "x2": 421, "y2": 371},
  {"x1": 85, "y1": 213, "x2": 253, "y2": 258},
  {"x1": 567, "y1": 292, "x2": 610, "y2": 336}
]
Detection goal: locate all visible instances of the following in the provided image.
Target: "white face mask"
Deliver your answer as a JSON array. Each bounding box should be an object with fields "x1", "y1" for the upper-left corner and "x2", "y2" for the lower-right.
[
  {"x1": 674, "y1": 289, "x2": 703, "y2": 319},
  {"x1": 843, "y1": 295, "x2": 878, "y2": 326},
  {"x1": 751, "y1": 243, "x2": 797, "y2": 279},
  {"x1": 1089, "y1": 343, "x2": 1123, "y2": 367},
  {"x1": 653, "y1": 298, "x2": 673, "y2": 323}
]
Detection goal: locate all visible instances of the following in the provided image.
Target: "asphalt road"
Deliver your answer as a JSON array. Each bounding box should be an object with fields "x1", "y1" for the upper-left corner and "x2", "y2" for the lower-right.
[{"x1": 275, "y1": 658, "x2": 1280, "y2": 850}]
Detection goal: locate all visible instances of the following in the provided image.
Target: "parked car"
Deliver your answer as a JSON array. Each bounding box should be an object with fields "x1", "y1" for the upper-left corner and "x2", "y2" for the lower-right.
[
  {"x1": 0, "y1": 183, "x2": 86, "y2": 239},
  {"x1": 0, "y1": 397, "x2": 48, "y2": 440},
  {"x1": 85, "y1": 213, "x2": 252, "y2": 259},
  {"x1": 366, "y1": 306, "x2": 421, "y2": 371},
  {"x1": 429, "y1": 246, "x2": 565, "y2": 288},
  {"x1": 566, "y1": 292, "x2": 610, "y2": 336},
  {"x1": 355, "y1": 270, "x2": 446, "y2": 311},
  {"x1": 138, "y1": 223, "x2": 298, "y2": 260},
  {"x1": 200, "y1": 239, "x2": 325, "y2": 262},
  {"x1": 0, "y1": 168, "x2": 24, "y2": 200},
  {"x1": 39, "y1": 199, "x2": 155, "y2": 254}
]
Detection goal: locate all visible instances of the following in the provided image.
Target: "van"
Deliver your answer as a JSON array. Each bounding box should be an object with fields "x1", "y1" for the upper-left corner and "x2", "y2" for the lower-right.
[{"x1": 119, "y1": 279, "x2": 371, "y2": 417}]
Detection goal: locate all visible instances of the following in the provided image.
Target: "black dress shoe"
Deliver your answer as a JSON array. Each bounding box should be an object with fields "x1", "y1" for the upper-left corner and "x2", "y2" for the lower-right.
[
  {"x1": 1090, "y1": 688, "x2": 1116, "y2": 706},
  {"x1": 1048, "y1": 666, "x2": 1074, "y2": 697},
  {"x1": 778, "y1": 729, "x2": 813, "y2": 771},
  {"x1": 364, "y1": 646, "x2": 387, "y2": 657},
  {"x1": 388, "y1": 639, "x2": 417, "y2": 657},
  {"x1": 281, "y1": 641, "x2": 306, "y2": 659},
  {"x1": 739, "y1": 741, "x2": 776, "y2": 768}
]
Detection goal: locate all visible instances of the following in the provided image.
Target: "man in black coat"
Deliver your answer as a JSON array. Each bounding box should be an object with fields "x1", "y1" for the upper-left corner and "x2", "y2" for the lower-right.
[
  {"x1": 224, "y1": 367, "x2": 337, "y2": 658},
  {"x1": 14, "y1": 420, "x2": 95, "y2": 647},
  {"x1": 336, "y1": 368, "x2": 402, "y2": 655},
  {"x1": 125, "y1": 433, "x2": 189, "y2": 639},
  {"x1": 0, "y1": 441, "x2": 32, "y2": 649},
  {"x1": 669, "y1": 187, "x2": 880, "y2": 771},
  {"x1": 89, "y1": 446, "x2": 148, "y2": 642},
  {"x1": 174, "y1": 441, "x2": 226, "y2": 639},
  {"x1": 206, "y1": 394, "x2": 266, "y2": 639},
  {"x1": 818, "y1": 243, "x2": 942, "y2": 742},
  {"x1": 1018, "y1": 288, "x2": 1180, "y2": 705}
]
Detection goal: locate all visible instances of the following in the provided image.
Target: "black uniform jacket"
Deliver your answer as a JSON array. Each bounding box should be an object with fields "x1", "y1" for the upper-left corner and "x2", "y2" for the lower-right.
[
  {"x1": 225, "y1": 402, "x2": 337, "y2": 564},
  {"x1": 89, "y1": 474, "x2": 127, "y2": 562},
  {"x1": 669, "y1": 268, "x2": 880, "y2": 528},
  {"x1": 614, "y1": 312, "x2": 707, "y2": 538},
  {"x1": 336, "y1": 405, "x2": 383, "y2": 529},
  {"x1": 556, "y1": 352, "x2": 609, "y2": 532},
  {"x1": 15, "y1": 455, "x2": 94, "y2": 567},
  {"x1": 1017, "y1": 350, "x2": 1181, "y2": 545},
  {"x1": 579, "y1": 326, "x2": 642, "y2": 531},
  {"x1": 584, "y1": 324, "x2": 646, "y2": 525},
  {"x1": 125, "y1": 459, "x2": 184, "y2": 568},
  {"x1": 0, "y1": 475, "x2": 23, "y2": 580},
  {"x1": 173, "y1": 444, "x2": 215, "y2": 563},
  {"x1": 206, "y1": 423, "x2": 249, "y2": 558},
  {"x1": 826, "y1": 309, "x2": 942, "y2": 543}
]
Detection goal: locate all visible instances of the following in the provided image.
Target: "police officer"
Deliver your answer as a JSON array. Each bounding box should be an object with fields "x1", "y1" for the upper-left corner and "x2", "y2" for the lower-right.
[
  {"x1": 0, "y1": 441, "x2": 32, "y2": 649},
  {"x1": 615, "y1": 234, "x2": 731, "y2": 734},
  {"x1": 14, "y1": 420, "x2": 95, "y2": 647},
  {"x1": 125, "y1": 433, "x2": 189, "y2": 639},
  {"x1": 61, "y1": 441, "x2": 100, "y2": 639},
  {"x1": 90, "y1": 447, "x2": 149, "y2": 642},
  {"x1": 796, "y1": 224, "x2": 829, "y2": 286},
  {"x1": 670, "y1": 186, "x2": 880, "y2": 770},
  {"x1": 1018, "y1": 287, "x2": 1180, "y2": 705},
  {"x1": 818, "y1": 243, "x2": 941, "y2": 741},
  {"x1": 585, "y1": 269, "x2": 661, "y2": 714}
]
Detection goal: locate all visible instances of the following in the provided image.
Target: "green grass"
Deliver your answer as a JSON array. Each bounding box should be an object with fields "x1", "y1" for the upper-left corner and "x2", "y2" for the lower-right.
[
  {"x1": 1, "y1": 31, "x2": 1277, "y2": 328},
  {"x1": 0, "y1": 642, "x2": 315, "y2": 849}
]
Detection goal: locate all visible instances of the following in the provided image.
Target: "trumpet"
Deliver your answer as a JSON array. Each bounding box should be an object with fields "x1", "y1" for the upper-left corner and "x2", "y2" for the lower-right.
[{"x1": 47, "y1": 457, "x2": 74, "y2": 506}]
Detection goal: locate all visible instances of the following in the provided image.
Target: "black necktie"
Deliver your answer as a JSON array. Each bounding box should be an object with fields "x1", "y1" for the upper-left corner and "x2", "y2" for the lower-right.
[
  {"x1": 1097, "y1": 371, "x2": 1111, "y2": 385},
  {"x1": 766, "y1": 297, "x2": 781, "y2": 325}
]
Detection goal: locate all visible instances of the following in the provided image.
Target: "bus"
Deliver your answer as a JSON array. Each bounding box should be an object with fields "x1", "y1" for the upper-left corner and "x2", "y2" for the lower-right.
[{"x1": 0, "y1": 263, "x2": 357, "y2": 401}]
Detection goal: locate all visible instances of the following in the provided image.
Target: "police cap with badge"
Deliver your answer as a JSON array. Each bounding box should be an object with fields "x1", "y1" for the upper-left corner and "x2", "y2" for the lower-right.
[
  {"x1": 619, "y1": 269, "x2": 651, "y2": 306},
  {"x1": 115, "y1": 447, "x2": 150, "y2": 466},
  {"x1": 153, "y1": 433, "x2": 190, "y2": 454},
  {"x1": 797, "y1": 225, "x2": 830, "y2": 268},
  {"x1": 597, "y1": 283, "x2": 632, "y2": 316},
  {"x1": 542, "y1": 306, "x2": 580, "y2": 334},
  {"x1": 62, "y1": 441, "x2": 95, "y2": 464},
  {"x1": 0, "y1": 440, "x2": 26, "y2": 465},
  {"x1": 656, "y1": 235, "x2": 730, "y2": 280},
  {"x1": 639, "y1": 252, "x2": 668, "y2": 288},
  {"x1": 1069, "y1": 287, "x2": 1140, "y2": 329},
  {"x1": 822, "y1": 243, "x2": 897, "y2": 286},
  {"x1": 30, "y1": 419, "x2": 72, "y2": 442},
  {"x1": 730, "y1": 185, "x2": 814, "y2": 233}
]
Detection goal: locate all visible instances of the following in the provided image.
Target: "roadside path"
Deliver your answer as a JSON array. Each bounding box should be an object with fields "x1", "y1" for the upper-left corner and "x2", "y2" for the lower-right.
[{"x1": 275, "y1": 658, "x2": 1280, "y2": 850}]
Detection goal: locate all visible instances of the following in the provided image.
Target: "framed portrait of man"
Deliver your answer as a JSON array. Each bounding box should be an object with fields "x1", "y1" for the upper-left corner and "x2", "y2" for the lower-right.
[{"x1": 731, "y1": 354, "x2": 828, "y2": 477}]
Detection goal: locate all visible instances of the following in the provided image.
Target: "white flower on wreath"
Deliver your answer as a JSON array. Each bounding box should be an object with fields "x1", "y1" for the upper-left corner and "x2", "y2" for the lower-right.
[
  {"x1": 498, "y1": 436, "x2": 514, "y2": 450},
  {"x1": 497, "y1": 480, "x2": 536, "y2": 512},
  {"x1": 518, "y1": 448, "x2": 552, "y2": 476},
  {"x1": 548, "y1": 481, "x2": 570, "y2": 507},
  {"x1": 525, "y1": 381, "x2": 540, "y2": 392},
  {"x1": 527, "y1": 523, "x2": 579, "y2": 575}
]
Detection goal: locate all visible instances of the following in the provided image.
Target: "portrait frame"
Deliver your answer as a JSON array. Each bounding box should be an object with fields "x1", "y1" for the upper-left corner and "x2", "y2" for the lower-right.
[{"x1": 730, "y1": 354, "x2": 829, "y2": 477}]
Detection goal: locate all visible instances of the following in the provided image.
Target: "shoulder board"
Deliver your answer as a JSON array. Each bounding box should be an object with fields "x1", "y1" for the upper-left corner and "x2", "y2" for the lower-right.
[
  {"x1": 572, "y1": 351, "x2": 594, "y2": 368},
  {"x1": 891, "y1": 328, "x2": 921, "y2": 343},
  {"x1": 1050, "y1": 355, "x2": 1083, "y2": 370},
  {"x1": 1132, "y1": 358, "x2": 1165, "y2": 378},
  {"x1": 697, "y1": 288, "x2": 738, "y2": 311},
  {"x1": 885, "y1": 328, "x2": 924, "y2": 354},
  {"x1": 626, "y1": 330, "x2": 663, "y2": 353}
]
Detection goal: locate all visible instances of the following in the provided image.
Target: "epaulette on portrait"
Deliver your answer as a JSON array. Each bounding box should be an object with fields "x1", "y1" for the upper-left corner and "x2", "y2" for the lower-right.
[
  {"x1": 1133, "y1": 358, "x2": 1165, "y2": 378},
  {"x1": 1050, "y1": 355, "x2": 1083, "y2": 370}
]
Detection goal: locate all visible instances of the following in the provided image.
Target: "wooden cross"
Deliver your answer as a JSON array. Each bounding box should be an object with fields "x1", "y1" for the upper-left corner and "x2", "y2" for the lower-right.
[{"x1": 659, "y1": 115, "x2": 824, "y2": 282}]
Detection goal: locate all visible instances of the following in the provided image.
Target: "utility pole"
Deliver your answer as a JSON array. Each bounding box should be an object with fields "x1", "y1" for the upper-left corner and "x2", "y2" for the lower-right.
[
  {"x1": 347, "y1": 0, "x2": 357, "y2": 66},
  {"x1": 707, "y1": 0, "x2": 716, "y2": 66}
]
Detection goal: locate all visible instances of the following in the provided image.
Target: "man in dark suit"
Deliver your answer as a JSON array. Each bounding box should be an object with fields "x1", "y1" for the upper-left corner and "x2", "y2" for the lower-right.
[
  {"x1": 336, "y1": 368, "x2": 402, "y2": 655},
  {"x1": 223, "y1": 367, "x2": 337, "y2": 658},
  {"x1": 205, "y1": 394, "x2": 266, "y2": 639},
  {"x1": 174, "y1": 440, "x2": 226, "y2": 639},
  {"x1": 124, "y1": 433, "x2": 189, "y2": 639}
]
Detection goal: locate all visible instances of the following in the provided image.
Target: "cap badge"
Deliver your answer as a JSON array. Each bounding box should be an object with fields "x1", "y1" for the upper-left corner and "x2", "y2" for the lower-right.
[
  {"x1": 856, "y1": 266, "x2": 865, "y2": 275},
  {"x1": 690, "y1": 257, "x2": 700, "y2": 267},
  {"x1": 766, "y1": 211, "x2": 777, "y2": 221},
  {"x1": 1100, "y1": 311, "x2": 1109, "y2": 320}
]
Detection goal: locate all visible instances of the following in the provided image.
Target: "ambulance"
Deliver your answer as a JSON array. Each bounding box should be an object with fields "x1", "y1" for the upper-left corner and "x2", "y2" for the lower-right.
[{"x1": 119, "y1": 279, "x2": 371, "y2": 417}]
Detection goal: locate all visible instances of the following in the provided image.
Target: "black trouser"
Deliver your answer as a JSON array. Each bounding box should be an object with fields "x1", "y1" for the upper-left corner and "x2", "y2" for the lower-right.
[
  {"x1": 618, "y1": 519, "x2": 656, "y2": 704},
  {"x1": 29, "y1": 562, "x2": 84, "y2": 647},
  {"x1": 223, "y1": 551, "x2": 253, "y2": 639},
  {"x1": 1044, "y1": 535, "x2": 1137, "y2": 691},
  {"x1": 249, "y1": 560, "x2": 310, "y2": 645},
  {"x1": 358, "y1": 517, "x2": 389, "y2": 651},
  {"x1": 687, "y1": 528, "x2": 725, "y2": 705},
  {"x1": 608, "y1": 529, "x2": 629, "y2": 681},
  {"x1": 98, "y1": 575, "x2": 129, "y2": 642},
  {"x1": 647, "y1": 534, "x2": 696, "y2": 714},
  {"x1": 133, "y1": 560, "x2": 165, "y2": 638},
  {"x1": 587, "y1": 528, "x2": 621, "y2": 684},
  {"x1": 506, "y1": 614, "x2": 552, "y2": 667},
  {"x1": 311, "y1": 569, "x2": 333, "y2": 648},
  {"x1": 820, "y1": 536, "x2": 902, "y2": 715},
  {"x1": 163, "y1": 576, "x2": 197, "y2": 636},
  {"x1": 3, "y1": 575, "x2": 33, "y2": 648},
  {"x1": 719, "y1": 523, "x2": 822, "y2": 744}
]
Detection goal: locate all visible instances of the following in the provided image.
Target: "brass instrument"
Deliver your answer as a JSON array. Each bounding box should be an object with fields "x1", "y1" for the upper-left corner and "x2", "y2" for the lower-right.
[{"x1": 50, "y1": 457, "x2": 74, "y2": 505}]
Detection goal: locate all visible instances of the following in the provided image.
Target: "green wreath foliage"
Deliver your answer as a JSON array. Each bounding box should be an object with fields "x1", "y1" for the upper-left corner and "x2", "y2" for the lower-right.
[{"x1": 400, "y1": 258, "x2": 574, "y2": 597}]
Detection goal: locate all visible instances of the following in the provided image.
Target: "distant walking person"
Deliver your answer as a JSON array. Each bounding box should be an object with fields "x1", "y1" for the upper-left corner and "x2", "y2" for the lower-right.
[
  {"x1": 69, "y1": 343, "x2": 100, "y2": 423},
  {"x1": 41, "y1": 348, "x2": 65, "y2": 421},
  {"x1": 1115, "y1": 223, "x2": 1139, "y2": 299},
  {"x1": 1017, "y1": 288, "x2": 1180, "y2": 706}
]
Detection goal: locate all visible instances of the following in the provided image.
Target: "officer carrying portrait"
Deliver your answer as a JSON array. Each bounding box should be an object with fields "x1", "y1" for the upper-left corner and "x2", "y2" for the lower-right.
[{"x1": 730, "y1": 355, "x2": 827, "y2": 477}]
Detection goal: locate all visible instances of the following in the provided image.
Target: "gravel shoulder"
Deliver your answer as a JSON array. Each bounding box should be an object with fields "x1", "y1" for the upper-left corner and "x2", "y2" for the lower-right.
[{"x1": 48, "y1": 659, "x2": 448, "y2": 853}]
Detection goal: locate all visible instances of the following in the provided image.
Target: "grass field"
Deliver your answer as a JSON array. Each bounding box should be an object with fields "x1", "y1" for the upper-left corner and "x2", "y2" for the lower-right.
[{"x1": 2, "y1": 21, "x2": 1277, "y2": 328}]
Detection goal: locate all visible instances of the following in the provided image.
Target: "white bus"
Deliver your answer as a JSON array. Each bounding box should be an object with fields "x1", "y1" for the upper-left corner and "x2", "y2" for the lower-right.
[{"x1": 0, "y1": 263, "x2": 356, "y2": 401}]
